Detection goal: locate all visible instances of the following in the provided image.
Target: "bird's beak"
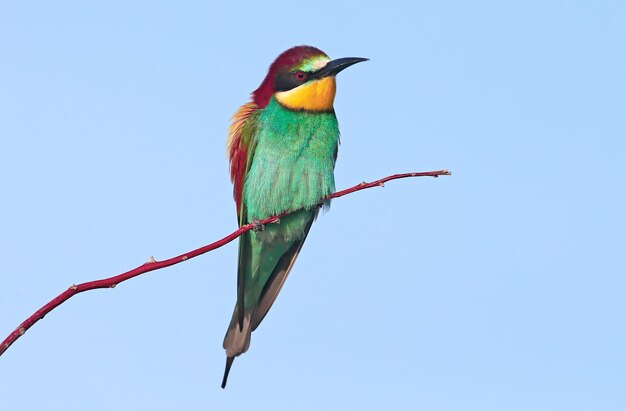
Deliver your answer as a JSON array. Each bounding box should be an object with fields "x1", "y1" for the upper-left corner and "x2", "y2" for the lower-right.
[{"x1": 312, "y1": 57, "x2": 368, "y2": 79}]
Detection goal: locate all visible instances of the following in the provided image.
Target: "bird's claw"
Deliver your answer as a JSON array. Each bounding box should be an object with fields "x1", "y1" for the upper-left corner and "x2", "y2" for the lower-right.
[{"x1": 252, "y1": 219, "x2": 265, "y2": 232}]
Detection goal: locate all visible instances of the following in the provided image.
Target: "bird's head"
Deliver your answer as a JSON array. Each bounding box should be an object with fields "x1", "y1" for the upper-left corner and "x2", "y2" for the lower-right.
[{"x1": 252, "y1": 45, "x2": 367, "y2": 111}]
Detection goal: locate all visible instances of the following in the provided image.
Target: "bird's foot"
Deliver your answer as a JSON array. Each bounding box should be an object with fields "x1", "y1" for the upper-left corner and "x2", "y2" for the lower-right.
[{"x1": 252, "y1": 219, "x2": 265, "y2": 232}]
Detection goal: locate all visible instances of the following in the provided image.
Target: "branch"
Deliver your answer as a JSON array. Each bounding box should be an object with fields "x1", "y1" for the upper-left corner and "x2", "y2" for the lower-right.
[{"x1": 0, "y1": 169, "x2": 450, "y2": 358}]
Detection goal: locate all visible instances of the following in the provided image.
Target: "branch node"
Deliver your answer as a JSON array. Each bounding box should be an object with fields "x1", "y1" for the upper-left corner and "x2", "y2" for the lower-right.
[
  {"x1": 252, "y1": 219, "x2": 265, "y2": 232},
  {"x1": 70, "y1": 284, "x2": 78, "y2": 291},
  {"x1": 378, "y1": 182, "x2": 385, "y2": 187},
  {"x1": 18, "y1": 327, "x2": 25, "y2": 336},
  {"x1": 149, "y1": 256, "x2": 157, "y2": 263},
  {"x1": 110, "y1": 284, "x2": 117, "y2": 289},
  {"x1": 181, "y1": 256, "x2": 188, "y2": 261}
]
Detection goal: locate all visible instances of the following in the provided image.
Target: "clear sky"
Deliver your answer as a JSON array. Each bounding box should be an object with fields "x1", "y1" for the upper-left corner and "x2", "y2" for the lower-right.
[{"x1": 1, "y1": 1, "x2": 625, "y2": 410}]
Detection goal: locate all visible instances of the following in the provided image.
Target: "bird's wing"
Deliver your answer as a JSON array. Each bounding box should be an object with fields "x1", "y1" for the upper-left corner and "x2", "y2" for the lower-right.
[
  {"x1": 227, "y1": 101, "x2": 260, "y2": 225},
  {"x1": 250, "y1": 212, "x2": 316, "y2": 331},
  {"x1": 227, "y1": 101, "x2": 260, "y2": 329},
  {"x1": 226, "y1": 102, "x2": 259, "y2": 225}
]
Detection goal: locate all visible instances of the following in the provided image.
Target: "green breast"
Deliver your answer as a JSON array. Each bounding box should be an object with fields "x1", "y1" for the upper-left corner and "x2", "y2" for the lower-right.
[{"x1": 243, "y1": 97, "x2": 339, "y2": 220}]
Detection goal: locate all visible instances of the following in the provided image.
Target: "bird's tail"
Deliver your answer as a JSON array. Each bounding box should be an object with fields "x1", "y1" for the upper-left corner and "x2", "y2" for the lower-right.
[
  {"x1": 221, "y1": 307, "x2": 253, "y2": 388},
  {"x1": 221, "y1": 357, "x2": 235, "y2": 389}
]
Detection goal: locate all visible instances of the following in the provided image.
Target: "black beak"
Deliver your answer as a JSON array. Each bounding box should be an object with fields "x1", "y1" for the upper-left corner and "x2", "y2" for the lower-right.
[{"x1": 312, "y1": 57, "x2": 368, "y2": 79}]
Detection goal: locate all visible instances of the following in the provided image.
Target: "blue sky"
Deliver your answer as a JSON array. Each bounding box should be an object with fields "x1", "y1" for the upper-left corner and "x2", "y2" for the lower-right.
[{"x1": 1, "y1": 1, "x2": 625, "y2": 410}]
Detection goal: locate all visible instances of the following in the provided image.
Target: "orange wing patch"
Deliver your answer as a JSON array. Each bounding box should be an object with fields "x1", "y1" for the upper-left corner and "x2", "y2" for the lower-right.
[{"x1": 227, "y1": 102, "x2": 259, "y2": 220}]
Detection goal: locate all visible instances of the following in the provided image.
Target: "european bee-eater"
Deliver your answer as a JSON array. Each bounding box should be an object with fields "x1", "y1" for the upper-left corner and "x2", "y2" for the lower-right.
[{"x1": 222, "y1": 45, "x2": 366, "y2": 388}]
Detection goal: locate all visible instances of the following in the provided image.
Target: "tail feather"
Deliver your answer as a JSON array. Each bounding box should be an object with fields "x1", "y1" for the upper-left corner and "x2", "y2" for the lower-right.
[
  {"x1": 221, "y1": 309, "x2": 253, "y2": 387},
  {"x1": 221, "y1": 356, "x2": 235, "y2": 389},
  {"x1": 223, "y1": 309, "x2": 253, "y2": 356},
  {"x1": 221, "y1": 211, "x2": 316, "y2": 387}
]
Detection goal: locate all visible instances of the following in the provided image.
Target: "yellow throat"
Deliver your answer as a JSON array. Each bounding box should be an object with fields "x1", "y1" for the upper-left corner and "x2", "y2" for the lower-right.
[{"x1": 275, "y1": 77, "x2": 337, "y2": 111}]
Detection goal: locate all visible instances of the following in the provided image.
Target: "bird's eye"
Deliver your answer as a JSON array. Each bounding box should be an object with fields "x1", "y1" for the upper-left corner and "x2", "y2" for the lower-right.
[{"x1": 295, "y1": 71, "x2": 306, "y2": 80}]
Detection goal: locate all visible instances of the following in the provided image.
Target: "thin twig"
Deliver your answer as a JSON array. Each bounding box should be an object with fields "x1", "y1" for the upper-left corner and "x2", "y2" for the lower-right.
[{"x1": 0, "y1": 169, "x2": 450, "y2": 357}]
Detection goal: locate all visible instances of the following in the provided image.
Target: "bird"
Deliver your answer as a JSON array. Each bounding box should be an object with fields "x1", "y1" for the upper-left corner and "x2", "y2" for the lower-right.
[{"x1": 222, "y1": 45, "x2": 367, "y2": 388}]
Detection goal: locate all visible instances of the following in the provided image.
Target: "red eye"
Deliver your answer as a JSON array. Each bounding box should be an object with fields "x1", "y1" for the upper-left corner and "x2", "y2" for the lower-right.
[{"x1": 295, "y1": 71, "x2": 306, "y2": 80}]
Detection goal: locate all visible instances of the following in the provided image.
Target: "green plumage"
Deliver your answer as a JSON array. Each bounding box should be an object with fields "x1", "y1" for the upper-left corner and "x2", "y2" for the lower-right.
[
  {"x1": 244, "y1": 98, "x2": 339, "y2": 219},
  {"x1": 221, "y1": 46, "x2": 366, "y2": 388},
  {"x1": 222, "y1": 97, "x2": 339, "y2": 386}
]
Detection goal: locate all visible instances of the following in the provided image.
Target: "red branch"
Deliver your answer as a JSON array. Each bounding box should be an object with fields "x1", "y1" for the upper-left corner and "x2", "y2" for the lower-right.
[{"x1": 0, "y1": 170, "x2": 450, "y2": 358}]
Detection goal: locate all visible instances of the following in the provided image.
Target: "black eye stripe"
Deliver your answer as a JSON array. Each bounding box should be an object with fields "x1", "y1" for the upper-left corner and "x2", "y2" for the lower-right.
[{"x1": 275, "y1": 70, "x2": 312, "y2": 92}]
